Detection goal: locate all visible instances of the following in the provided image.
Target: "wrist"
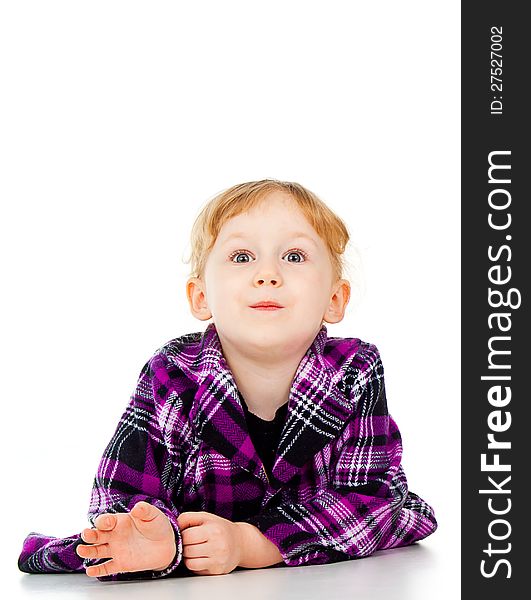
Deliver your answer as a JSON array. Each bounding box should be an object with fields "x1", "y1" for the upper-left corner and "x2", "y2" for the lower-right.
[
  {"x1": 153, "y1": 559, "x2": 174, "y2": 572},
  {"x1": 235, "y1": 521, "x2": 284, "y2": 569},
  {"x1": 153, "y1": 540, "x2": 177, "y2": 572},
  {"x1": 234, "y1": 522, "x2": 248, "y2": 566},
  {"x1": 153, "y1": 557, "x2": 173, "y2": 572}
]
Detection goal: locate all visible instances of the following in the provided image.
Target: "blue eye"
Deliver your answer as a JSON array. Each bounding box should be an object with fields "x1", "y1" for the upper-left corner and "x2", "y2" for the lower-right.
[
  {"x1": 285, "y1": 250, "x2": 307, "y2": 263},
  {"x1": 228, "y1": 248, "x2": 308, "y2": 263},
  {"x1": 230, "y1": 251, "x2": 252, "y2": 263}
]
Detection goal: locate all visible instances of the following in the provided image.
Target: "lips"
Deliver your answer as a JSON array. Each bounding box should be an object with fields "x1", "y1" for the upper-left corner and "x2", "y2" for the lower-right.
[{"x1": 250, "y1": 301, "x2": 284, "y2": 309}]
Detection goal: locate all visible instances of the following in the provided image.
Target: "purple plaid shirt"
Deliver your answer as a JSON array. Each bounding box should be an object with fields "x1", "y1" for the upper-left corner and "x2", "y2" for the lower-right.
[{"x1": 18, "y1": 323, "x2": 437, "y2": 581}]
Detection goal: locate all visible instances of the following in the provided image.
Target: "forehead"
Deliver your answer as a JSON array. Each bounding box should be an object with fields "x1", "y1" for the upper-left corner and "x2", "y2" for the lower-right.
[
  {"x1": 217, "y1": 192, "x2": 320, "y2": 243},
  {"x1": 219, "y1": 229, "x2": 320, "y2": 249}
]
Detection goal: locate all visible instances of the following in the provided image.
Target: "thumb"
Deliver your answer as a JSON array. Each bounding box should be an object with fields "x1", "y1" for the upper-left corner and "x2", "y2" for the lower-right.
[{"x1": 130, "y1": 501, "x2": 159, "y2": 522}]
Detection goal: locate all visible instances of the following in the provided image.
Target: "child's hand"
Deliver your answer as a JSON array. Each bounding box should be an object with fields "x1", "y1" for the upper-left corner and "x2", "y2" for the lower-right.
[
  {"x1": 76, "y1": 501, "x2": 177, "y2": 578},
  {"x1": 177, "y1": 511, "x2": 243, "y2": 576}
]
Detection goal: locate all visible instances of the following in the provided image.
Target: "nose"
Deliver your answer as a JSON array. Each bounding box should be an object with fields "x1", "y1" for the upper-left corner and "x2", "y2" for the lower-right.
[
  {"x1": 253, "y1": 271, "x2": 282, "y2": 287},
  {"x1": 252, "y1": 254, "x2": 283, "y2": 287}
]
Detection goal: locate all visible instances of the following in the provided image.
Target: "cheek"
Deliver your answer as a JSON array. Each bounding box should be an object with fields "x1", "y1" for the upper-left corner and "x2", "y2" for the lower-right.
[
  {"x1": 296, "y1": 269, "x2": 326, "y2": 289},
  {"x1": 208, "y1": 273, "x2": 242, "y2": 303}
]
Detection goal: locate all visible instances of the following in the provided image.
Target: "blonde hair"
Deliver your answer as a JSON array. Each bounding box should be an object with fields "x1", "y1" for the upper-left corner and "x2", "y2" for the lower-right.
[{"x1": 184, "y1": 179, "x2": 351, "y2": 285}]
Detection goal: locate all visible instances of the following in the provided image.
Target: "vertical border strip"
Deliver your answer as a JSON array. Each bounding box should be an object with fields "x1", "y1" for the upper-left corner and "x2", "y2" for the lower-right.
[{"x1": 462, "y1": 2, "x2": 528, "y2": 594}]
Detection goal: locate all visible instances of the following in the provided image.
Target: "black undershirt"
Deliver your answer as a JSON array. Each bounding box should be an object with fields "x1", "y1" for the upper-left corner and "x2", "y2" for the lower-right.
[{"x1": 239, "y1": 391, "x2": 289, "y2": 479}]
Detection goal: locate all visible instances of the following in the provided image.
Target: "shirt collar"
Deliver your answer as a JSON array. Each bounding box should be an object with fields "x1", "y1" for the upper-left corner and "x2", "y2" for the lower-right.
[{"x1": 171, "y1": 322, "x2": 356, "y2": 489}]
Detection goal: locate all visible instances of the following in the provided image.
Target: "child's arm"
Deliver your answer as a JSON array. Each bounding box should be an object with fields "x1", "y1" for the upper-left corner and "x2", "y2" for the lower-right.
[
  {"x1": 239, "y1": 344, "x2": 438, "y2": 567},
  {"x1": 18, "y1": 353, "x2": 186, "y2": 581},
  {"x1": 235, "y1": 522, "x2": 284, "y2": 569},
  {"x1": 81, "y1": 353, "x2": 186, "y2": 580}
]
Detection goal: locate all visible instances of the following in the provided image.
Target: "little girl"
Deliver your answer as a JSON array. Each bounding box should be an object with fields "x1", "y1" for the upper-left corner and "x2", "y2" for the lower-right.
[{"x1": 18, "y1": 179, "x2": 437, "y2": 581}]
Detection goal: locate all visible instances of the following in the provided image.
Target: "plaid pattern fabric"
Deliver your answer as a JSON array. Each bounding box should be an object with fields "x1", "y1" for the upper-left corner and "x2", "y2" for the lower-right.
[{"x1": 18, "y1": 323, "x2": 437, "y2": 581}]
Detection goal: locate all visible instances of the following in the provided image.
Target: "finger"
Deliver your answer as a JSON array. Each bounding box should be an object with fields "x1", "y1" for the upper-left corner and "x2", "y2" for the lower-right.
[
  {"x1": 76, "y1": 542, "x2": 112, "y2": 560},
  {"x1": 80, "y1": 527, "x2": 112, "y2": 545},
  {"x1": 182, "y1": 542, "x2": 209, "y2": 559},
  {"x1": 94, "y1": 513, "x2": 117, "y2": 531},
  {"x1": 130, "y1": 501, "x2": 159, "y2": 522},
  {"x1": 184, "y1": 556, "x2": 211, "y2": 572},
  {"x1": 182, "y1": 525, "x2": 208, "y2": 546},
  {"x1": 85, "y1": 558, "x2": 118, "y2": 578},
  {"x1": 177, "y1": 511, "x2": 207, "y2": 531}
]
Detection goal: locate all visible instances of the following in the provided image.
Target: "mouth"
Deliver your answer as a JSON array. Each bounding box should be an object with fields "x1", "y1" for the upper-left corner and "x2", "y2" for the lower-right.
[{"x1": 249, "y1": 302, "x2": 284, "y2": 311}]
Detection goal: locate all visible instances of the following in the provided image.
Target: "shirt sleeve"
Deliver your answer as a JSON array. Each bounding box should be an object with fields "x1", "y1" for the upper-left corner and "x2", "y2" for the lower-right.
[
  {"x1": 242, "y1": 345, "x2": 438, "y2": 567},
  {"x1": 18, "y1": 354, "x2": 186, "y2": 581}
]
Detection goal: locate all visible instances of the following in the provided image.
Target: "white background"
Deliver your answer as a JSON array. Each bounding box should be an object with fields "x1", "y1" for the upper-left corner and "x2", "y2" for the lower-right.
[{"x1": 1, "y1": 1, "x2": 460, "y2": 598}]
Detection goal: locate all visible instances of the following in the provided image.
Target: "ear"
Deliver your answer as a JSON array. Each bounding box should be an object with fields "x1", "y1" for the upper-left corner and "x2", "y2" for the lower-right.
[
  {"x1": 186, "y1": 277, "x2": 212, "y2": 321},
  {"x1": 323, "y1": 279, "x2": 351, "y2": 324}
]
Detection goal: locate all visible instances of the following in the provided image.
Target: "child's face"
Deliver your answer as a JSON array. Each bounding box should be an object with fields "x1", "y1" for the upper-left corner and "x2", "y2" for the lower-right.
[{"x1": 187, "y1": 191, "x2": 349, "y2": 352}]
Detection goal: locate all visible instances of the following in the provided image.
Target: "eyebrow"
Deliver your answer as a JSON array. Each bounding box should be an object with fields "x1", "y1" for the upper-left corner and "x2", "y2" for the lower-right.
[{"x1": 220, "y1": 231, "x2": 319, "y2": 247}]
